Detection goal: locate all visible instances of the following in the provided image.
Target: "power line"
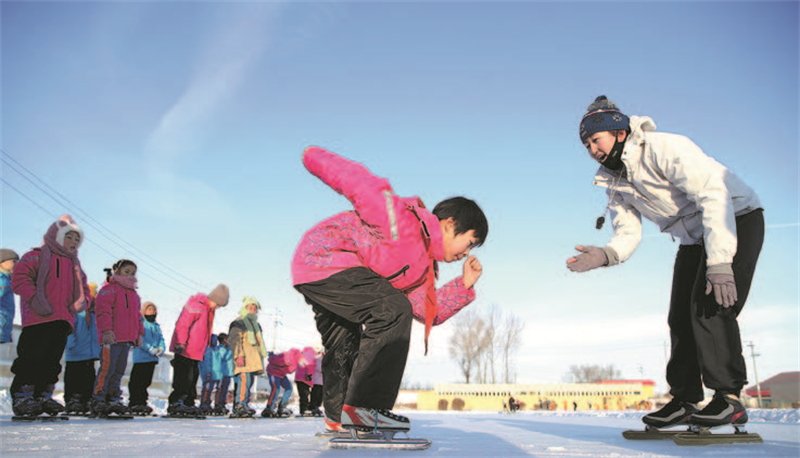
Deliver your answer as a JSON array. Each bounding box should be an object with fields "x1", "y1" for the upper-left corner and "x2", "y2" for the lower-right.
[
  {"x1": 1, "y1": 148, "x2": 208, "y2": 295},
  {"x1": 1, "y1": 150, "x2": 208, "y2": 291}
]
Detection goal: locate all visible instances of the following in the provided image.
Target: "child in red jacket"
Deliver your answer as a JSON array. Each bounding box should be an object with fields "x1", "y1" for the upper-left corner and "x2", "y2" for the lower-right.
[
  {"x1": 90, "y1": 259, "x2": 144, "y2": 416},
  {"x1": 10, "y1": 215, "x2": 90, "y2": 417},
  {"x1": 292, "y1": 147, "x2": 488, "y2": 432}
]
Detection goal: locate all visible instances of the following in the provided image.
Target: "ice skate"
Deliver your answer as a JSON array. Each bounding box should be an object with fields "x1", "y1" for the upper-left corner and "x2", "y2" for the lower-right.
[
  {"x1": 276, "y1": 403, "x2": 293, "y2": 418},
  {"x1": 37, "y1": 386, "x2": 65, "y2": 416},
  {"x1": 12, "y1": 385, "x2": 43, "y2": 418},
  {"x1": 105, "y1": 400, "x2": 133, "y2": 418},
  {"x1": 129, "y1": 404, "x2": 153, "y2": 416},
  {"x1": 230, "y1": 403, "x2": 255, "y2": 418},
  {"x1": 689, "y1": 393, "x2": 747, "y2": 427},
  {"x1": 341, "y1": 405, "x2": 411, "y2": 432},
  {"x1": 260, "y1": 406, "x2": 276, "y2": 418},
  {"x1": 622, "y1": 398, "x2": 698, "y2": 440},
  {"x1": 64, "y1": 396, "x2": 86, "y2": 415},
  {"x1": 90, "y1": 398, "x2": 109, "y2": 417}
]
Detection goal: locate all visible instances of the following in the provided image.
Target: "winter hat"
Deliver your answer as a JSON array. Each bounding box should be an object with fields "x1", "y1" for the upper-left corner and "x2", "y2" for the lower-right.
[
  {"x1": 239, "y1": 296, "x2": 262, "y2": 316},
  {"x1": 208, "y1": 284, "x2": 230, "y2": 307},
  {"x1": 45, "y1": 215, "x2": 83, "y2": 251},
  {"x1": 579, "y1": 95, "x2": 630, "y2": 143},
  {"x1": 0, "y1": 249, "x2": 19, "y2": 264},
  {"x1": 141, "y1": 301, "x2": 158, "y2": 317}
]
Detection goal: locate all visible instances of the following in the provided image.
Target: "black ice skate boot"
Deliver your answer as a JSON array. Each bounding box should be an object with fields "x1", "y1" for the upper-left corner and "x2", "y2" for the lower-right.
[
  {"x1": 642, "y1": 398, "x2": 698, "y2": 428},
  {"x1": 107, "y1": 400, "x2": 130, "y2": 416},
  {"x1": 12, "y1": 385, "x2": 43, "y2": 418},
  {"x1": 37, "y1": 385, "x2": 65, "y2": 416},
  {"x1": 65, "y1": 395, "x2": 84, "y2": 414},
  {"x1": 260, "y1": 405, "x2": 276, "y2": 418},
  {"x1": 689, "y1": 393, "x2": 748, "y2": 427},
  {"x1": 341, "y1": 404, "x2": 411, "y2": 431},
  {"x1": 90, "y1": 398, "x2": 109, "y2": 417},
  {"x1": 230, "y1": 402, "x2": 253, "y2": 418},
  {"x1": 277, "y1": 403, "x2": 293, "y2": 418}
]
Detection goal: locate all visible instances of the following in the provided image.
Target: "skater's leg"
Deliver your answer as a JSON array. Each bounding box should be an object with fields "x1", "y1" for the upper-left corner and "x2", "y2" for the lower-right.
[
  {"x1": 296, "y1": 382, "x2": 310, "y2": 413},
  {"x1": 267, "y1": 374, "x2": 280, "y2": 410},
  {"x1": 296, "y1": 268, "x2": 411, "y2": 415},
  {"x1": 217, "y1": 376, "x2": 230, "y2": 408},
  {"x1": 187, "y1": 360, "x2": 200, "y2": 406},
  {"x1": 279, "y1": 376, "x2": 293, "y2": 408},
  {"x1": 129, "y1": 363, "x2": 147, "y2": 406},
  {"x1": 168, "y1": 354, "x2": 194, "y2": 404},
  {"x1": 310, "y1": 384, "x2": 323, "y2": 411},
  {"x1": 11, "y1": 322, "x2": 70, "y2": 396},
  {"x1": 666, "y1": 245, "x2": 705, "y2": 404},
  {"x1": 64, "y1": 361, "x2": 79, "y2": 402},
  {"x1": 693, "y1": 210, "x2": 764, "y2": 394},
  {"x1": 311, "y1": 305, "x2": 359, "y2": 423},
  {"x1": 244, "y1": 373, "x2": 254, "y2": 405},
  {"x1": 107, "y1": 343, "x2": 131, "y2": 403}
]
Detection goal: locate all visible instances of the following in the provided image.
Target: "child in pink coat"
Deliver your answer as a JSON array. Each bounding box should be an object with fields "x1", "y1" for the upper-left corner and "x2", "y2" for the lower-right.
[
  {"x1": 262, "y1": 348, "x2": 308, "y2": 417},
  {"x1": 10, "y1": 215, "x2": 90, "y2": 417},
  {"x1": 90, "y1": 259, "x2": 145, "y2": 416},
  {"x1": 292, "y1": 147, "x2": 488, "y2": 432},
  {"x1": 167, "y1": 284, "x2": 229, "y2": 416}
]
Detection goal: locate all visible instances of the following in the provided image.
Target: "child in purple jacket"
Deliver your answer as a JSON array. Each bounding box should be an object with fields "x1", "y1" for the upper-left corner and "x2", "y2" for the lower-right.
[
  {"x1": 291, "y1": 147, "x2": 488, "y2": 432},
  {"x1": 262, "y1": 348, "x2": 308, "y2": 418},
  {"x1": 91, "y1": 259, "x2": 144, "y2": 416},
  {"x1": 10, "y1": 215, "x2": 90, "y2": 417}
]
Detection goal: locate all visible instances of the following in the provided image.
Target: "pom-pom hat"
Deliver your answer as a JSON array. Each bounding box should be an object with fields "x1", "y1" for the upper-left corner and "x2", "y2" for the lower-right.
[{"x1": 579, "y1": 95, "x2": 630, "y2": 143}]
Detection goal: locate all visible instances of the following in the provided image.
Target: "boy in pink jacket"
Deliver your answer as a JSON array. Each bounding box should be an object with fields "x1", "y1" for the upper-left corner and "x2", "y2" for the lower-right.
[
  {"x1": 167, "y1": 284, "x2": 229, "y2": 416},
  {"x1": 90, "y1": 259, "x2": 145, "y2": 416},
  {"x1": 292, "y1": 147, "x2": 488, "y2": 432},
  {"x1": 10, "y1": 215, "x2": 90, "y2": 417}
]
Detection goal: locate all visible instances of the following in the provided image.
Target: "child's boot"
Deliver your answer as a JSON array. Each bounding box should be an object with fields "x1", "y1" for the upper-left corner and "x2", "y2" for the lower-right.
[
  {"x1": 689, "y1": 392, "x2": 748, "y2": 427},
  {"x1": 277, "y1": 403, "x2": 292, "y2": 417},
  {"x1": 260, "y1": 405, "x2": 276, "y2": 418},
  {"x1": 642, "y1": 398, "x2": 698, "y2": 428},
  {"x1": 341, "y1": 404, "x2": 411, "y2": 431},
  {"x1": 37, "y1": 385, "x2": 65, "y2": 416},
  {"x1": 90, "y1": 397, "x2": 109, "y2": 416},
  {"x1": 65, "y1": 395, "x2": 83, "y2": 414},
  {"x1": 12, "y1": 385, "x2": 43, "y2": 417}
]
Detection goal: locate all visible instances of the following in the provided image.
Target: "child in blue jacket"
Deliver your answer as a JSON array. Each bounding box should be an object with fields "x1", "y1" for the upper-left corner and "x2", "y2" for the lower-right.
[
  {"x1": 0, "y1": 249, "x2": 20, "y2": 344},
  {"x1": 64, "y1": 283, "x2": 100, "y2": 414},
  {"x1": 128, "y1": 301, "x2": 165, "y2": 414},
  {"x1": 199, "y1": 334, "x2": 222, "y2": 414},
  {"x1": 215, "y1": 333, "x2": 233, "y2": 415}
]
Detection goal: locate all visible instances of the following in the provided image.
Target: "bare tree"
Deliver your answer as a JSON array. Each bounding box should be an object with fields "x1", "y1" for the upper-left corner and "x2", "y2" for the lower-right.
[
  {"x1": 449, "y1": 310, "x2": 491, "y2": 384},
  {"x1": 499, "y1": 312, "x2": 524, "y2": 383},
  {"x1": 567, "y1": 364, "x2": 622, "y2": 383}
]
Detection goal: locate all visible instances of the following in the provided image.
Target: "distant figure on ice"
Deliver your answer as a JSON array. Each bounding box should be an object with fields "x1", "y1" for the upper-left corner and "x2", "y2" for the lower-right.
[
  {"x1": 0, "y1": 248, "x2": 20, "y2": 343},
  {"x1": 215, "y1": 332, "x2": 234, "y2": 415},
  {"x1": 263, "y1": 347, "x2": 308, "y2": 418},
  {"x1": 293, "y1": 346, "x2": 317, "y2": 416},
  {"x1": 291, "y1": 147, "x2": 488, "y2": 433},
  {"x1": 91, "y1": 259, "x2": 145, "y2": 416},
  {"x1": 198, "y1": 334, "x2": 222, "y2": 415},
  {"x1": 168, "y1": 284, "x2": 229, "y2": 416},
  {"x1": 567, "y1": 96, "x2": 764, "y2": 430},
  {"x1": 64, "y1": 283, "x2": 100, "y2": 415},
  {"x1": 10, "y1": 215, "x2": 90, "y2": 417},
  {"x1": 308, "y1": 348, "x2": 324, "y2": 417},
  {"x1": 228, "y1": 296, "x2": 266, "y2": 418},
  {"x1": 128, "y1": 301, "x2": 165, "y2": 415}
]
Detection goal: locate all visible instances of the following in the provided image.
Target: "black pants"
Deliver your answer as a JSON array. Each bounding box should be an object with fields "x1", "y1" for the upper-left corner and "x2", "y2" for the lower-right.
[
  {"x1": 10, "y1": 320, "x2": 71, "y2": 396},
  {"x1": 310, "y1": 383, "x2": 323, "y2": 411},
  {"x1": 64, "y1": 360, "x2": 96, "y2": 403},
  {"x1": 129, "y1": 361, "x2": 157, "y2": 406},
  {"x1": 667, "y1": 209, "x2": 764, "y2": 402},
  {"x1": 296, "y1": 382, "x2": 312, "y2": 413},
  {"x1": 295, "y1": 267, "x2": 413, "y2": 422},
  {"x1": 169, "y1": 354, "x2": 199, "y2": 405}
]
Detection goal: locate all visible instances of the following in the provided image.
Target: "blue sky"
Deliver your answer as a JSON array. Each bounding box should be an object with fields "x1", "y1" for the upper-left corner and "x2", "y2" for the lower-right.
[{"x1": 1, "y1": 1, "x2": 798, "y2": 392}]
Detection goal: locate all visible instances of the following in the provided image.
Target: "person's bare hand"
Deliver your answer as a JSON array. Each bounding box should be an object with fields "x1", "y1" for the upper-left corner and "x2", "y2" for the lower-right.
[{"x1": 463, "y1": 256, "x2": 483, "y2": 289}]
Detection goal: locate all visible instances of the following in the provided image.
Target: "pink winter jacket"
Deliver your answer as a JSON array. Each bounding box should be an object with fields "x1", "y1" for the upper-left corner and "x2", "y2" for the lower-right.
[
  {"x1": 95, "y1": 281, "x2": 145, "y2": 344},
  {"x1": 267, "y1": 348, "x2": 305, "y2": 378},
  {"x1": 169, "y1": 293, "x2": 216, "y2": 361},
  {"x1": 11, "y1": 248, "x2": 90, "y2": 330},
  {"x1": 291, "y1": 147, "x2": 476, "y2": 328},
  {"x1": 293, "y1": 348, "x2": 317, "y2": 387}
]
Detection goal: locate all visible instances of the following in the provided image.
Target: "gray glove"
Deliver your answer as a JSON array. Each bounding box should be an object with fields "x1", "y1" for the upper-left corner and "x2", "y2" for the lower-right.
[
  {"x1": 101, "y1": 330, "x2": 117, "y2": 346},
  {"x1": 566, "y1": 245, "x2": 609, "y2": 273},
  {"x1": 705, "y1": 273, "x2": 737, "y2": 308}
]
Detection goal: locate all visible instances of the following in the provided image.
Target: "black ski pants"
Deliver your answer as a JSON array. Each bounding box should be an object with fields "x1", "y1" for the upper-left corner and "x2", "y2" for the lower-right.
[
  {"x1": 295, "y1": 267, "x2": 413, "y2": 423},
  {"x1": 10, "y1": 320, "x2": 71, "y2": 396},
  {"x1": 310, "y1": 383, "x2": 323, "y2": 411},
  {"x1": 169, "y1": 354, "x2": 199, "y2": 406},
  {"x1": 296, "y1": 381, "x2": 311, "y2": 413},
  {"x1": 129, "y1": 361, "x2": 157, "y2": 406},
  {"x1": 64, "y1": 359, "x2": 97, "y2": 403},
  {"x1": 667, "y1": 209, "x2": 764, "y2": 403}
]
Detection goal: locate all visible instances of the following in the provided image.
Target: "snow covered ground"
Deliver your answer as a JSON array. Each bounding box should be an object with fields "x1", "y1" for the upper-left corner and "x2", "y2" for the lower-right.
[{"x1": 1, "y1": 390, "x2": 798, "y2": 457}]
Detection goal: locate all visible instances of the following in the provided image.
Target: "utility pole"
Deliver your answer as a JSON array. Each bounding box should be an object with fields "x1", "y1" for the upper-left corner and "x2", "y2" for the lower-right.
[
  {"x1": 270, "y1": 308, "x2": 282, "y2": 352},
  {"x1": 746, "y1": 341, "x2": 762, "y2": 408}
]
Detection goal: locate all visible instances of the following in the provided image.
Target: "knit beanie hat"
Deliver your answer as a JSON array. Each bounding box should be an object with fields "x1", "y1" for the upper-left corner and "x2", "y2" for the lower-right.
[
  {"x1": 239, "y1": 296, "x2": 262, "y2": 316},
  {"x1": 0, "y1": 249, "x2": 19, "y2": 264},
  {"x1": 208, "y1": 284, "x2": 230, "y2": 307},
  {"x1": 579, "y1": 95, "x2": 630, "y2": 143}
]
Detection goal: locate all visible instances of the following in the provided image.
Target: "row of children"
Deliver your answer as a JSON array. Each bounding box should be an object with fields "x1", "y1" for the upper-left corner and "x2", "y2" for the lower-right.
[{"x1": 1, "y1": 216, "x2": 323, "y2": 419}]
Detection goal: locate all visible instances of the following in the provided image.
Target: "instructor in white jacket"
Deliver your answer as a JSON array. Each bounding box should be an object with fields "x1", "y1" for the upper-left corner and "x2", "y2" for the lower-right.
[{"x1": 567, "y1": 96, "x2": 764, "y2": 431}]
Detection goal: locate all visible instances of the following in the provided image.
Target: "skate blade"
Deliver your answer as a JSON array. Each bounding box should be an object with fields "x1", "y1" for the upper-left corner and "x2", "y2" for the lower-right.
[
  {"x1": 673, "y1": 429, "x2": 763, "y2": 446},
  {"x1": 328, "y1": 436, "x2": 431, "y2": 451},
  {"x1": 622, "y1": 427, "x2": 689, "y2": 440},
  {"x1": 12, "y1": 415, "x2": 69, "y2": 422}
]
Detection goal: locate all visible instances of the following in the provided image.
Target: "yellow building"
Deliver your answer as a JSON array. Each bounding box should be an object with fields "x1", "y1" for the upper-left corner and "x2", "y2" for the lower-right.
[{"x1": 417, "y1": 380, "x2": 655, "y2": 411}]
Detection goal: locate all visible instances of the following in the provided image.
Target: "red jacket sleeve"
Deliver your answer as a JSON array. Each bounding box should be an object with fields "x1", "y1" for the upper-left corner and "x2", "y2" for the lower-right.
[
  {"x1": 303, "y1": 146, "x2": 395, "y2": 235},
  {"x1": 409, "y1": 276, "x2": 476, "y2": 326},
  {"x1": 10, "y1": 250, "x2": 39, "y2": 303}
]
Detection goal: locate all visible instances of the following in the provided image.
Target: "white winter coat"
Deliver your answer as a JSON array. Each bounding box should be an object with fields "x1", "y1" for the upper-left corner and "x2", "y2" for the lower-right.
[{"x1": 595, "y1": 116, "x2": 762, "y2": 270}]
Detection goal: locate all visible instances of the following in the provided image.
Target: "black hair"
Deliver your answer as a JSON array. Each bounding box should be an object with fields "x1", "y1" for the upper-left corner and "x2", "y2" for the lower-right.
[
  {"x1": 218, "y1": 333, "x2": 228, "y2": 343},
  {"x1": 432, "y1": 197, "x2": 488, "y2": 247},
  {"x1": 104, "y1": 259, "x2": 137, "y2": 282}
]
